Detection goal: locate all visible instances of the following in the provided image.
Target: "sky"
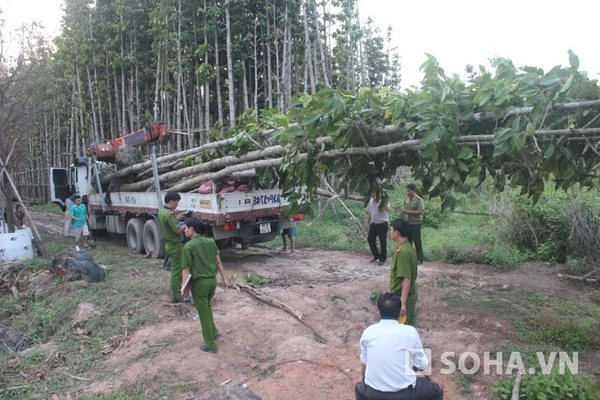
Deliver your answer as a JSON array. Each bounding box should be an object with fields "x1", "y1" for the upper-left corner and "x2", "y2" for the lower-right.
[
  {"x1": 2, "y1": 0, "x2": 599, "y2": 89},
  {"x1": 357, "y1": 0, "x2": 600, "y2": 88}
]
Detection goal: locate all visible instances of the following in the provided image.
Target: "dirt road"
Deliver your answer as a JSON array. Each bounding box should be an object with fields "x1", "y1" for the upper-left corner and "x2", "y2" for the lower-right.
[{"x1": 26, "y1": 211, "x2": 598, "y2": 399}]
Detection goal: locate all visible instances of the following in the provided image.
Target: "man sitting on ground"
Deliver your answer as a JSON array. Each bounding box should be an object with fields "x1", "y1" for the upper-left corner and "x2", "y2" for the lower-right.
[{"x1": 355, "y1": 292, "x2": 443, "y2": 400}]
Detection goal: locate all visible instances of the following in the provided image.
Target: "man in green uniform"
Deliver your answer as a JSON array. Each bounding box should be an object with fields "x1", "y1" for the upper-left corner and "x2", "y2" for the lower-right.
[
  {"x1": 389, "y1": 218, "x2": 418, "y2": 327},
  {"x1": 181, "y1": 217, "x2": 228, "y2": 353},
  {"x1": 158, "y1": 191, "x2": 187, "y2": 303},
  {"x1": 402, "y1": 183, "x2": 425, "y2": 265}
]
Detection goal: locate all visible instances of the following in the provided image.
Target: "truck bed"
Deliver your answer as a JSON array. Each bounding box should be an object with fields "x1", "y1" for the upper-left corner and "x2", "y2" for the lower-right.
[{"x1": 88, "y1": 189, "x2": 289, "y2": 224}]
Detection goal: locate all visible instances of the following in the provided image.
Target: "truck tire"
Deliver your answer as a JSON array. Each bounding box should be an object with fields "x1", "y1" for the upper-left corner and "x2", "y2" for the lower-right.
[
  {"x1": 126, "y1": 218, "x2": 145, "y2": 254},
  {"x1": 143, "y1": 219, "x2": 165, "y2": 259},
  {"x1": 215, "y1": 238, "x2": 232, "y2": 250}
]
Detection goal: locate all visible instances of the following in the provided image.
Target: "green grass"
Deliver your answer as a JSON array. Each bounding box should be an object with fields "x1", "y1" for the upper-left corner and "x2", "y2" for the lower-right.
[
  {"x1": 29, "y1": 202, "x2": 63, "y2": 215},
  {"x1": 266, "y1": 198, "x2": 370, "y2": 253},
  {"x1": 444, "y1": 287, "x2": 600, "y2": 354},
  {"x1": 0, "y1": 234, "x2": 165, "y2": 398},
  {"x1": 423, "y1": 213, "x2": 489, "y2": 263},
  {"x1": 441, "y1": 285, "x2": 600, "y2": 399},
  {"x1": 269, "y1": 196, "x2": 530, "y2": 270}
]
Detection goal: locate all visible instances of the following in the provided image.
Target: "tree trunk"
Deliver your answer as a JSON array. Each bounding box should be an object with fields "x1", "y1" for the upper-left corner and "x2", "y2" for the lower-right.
[
  {"x1": 225, "y1": 0, "x2": 236, "y2": 127},
  {"x1": 176, "y1": 0, "x2": 183, "y2": 151},
  {"x1": 266, "y1": 0, "x2": 273, "y2": 110},
  {"x1": 302, "y1": 0, "x2": 316, "y2": 94},
  {"x1": 253, "y1": 17, "x2": 259, "y2": 116},
  {"x1": 215, "y1": 29, "x2": 224, "y2": 134}
]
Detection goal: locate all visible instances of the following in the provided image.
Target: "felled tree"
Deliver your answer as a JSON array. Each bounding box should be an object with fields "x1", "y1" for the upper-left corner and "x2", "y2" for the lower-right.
[{"x1": 109, "y1": 53, "x2": 599, "y2": 218}]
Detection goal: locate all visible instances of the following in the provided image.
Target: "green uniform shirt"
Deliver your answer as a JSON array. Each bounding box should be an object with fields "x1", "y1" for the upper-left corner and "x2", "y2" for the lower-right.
[
  {"x1": 158, "y1": 207, "x2": 183, "y2": 244},
  {"x1": 403, "y1": 196, "x2": 424, "y2": 225},
  {"x1": 182, "y1": 236, "x2": 220, "y2": 278},
  {"x1": 390, "y1": 242, "x2": 418, "y2": 300}
]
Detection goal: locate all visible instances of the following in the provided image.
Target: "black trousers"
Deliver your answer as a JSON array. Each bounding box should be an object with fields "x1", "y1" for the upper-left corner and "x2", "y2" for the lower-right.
[
  {"x1": 408, "y1": 224, "x2": 423, "y2": 263},
  {"x1": 368, "y1": 222, "x2": 388, "y2": 262},
  {"x1": 355, "y1": 378, "x2": 443, "y2": 400}
]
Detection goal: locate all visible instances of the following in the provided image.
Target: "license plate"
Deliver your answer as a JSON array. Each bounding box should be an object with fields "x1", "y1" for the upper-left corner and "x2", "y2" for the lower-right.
[{"x1": 259, "y1": 223, "x2": 271, "y2": 234}]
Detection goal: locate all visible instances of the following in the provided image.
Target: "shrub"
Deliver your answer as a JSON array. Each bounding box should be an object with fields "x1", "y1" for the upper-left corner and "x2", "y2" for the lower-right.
[
  {"x1": 491, "y1": 185, "x2": 600, "y2": 264},
  {"x1": 482, "y1": 241, "x2": 529, "y2": 271},
  {"x1": 491, "y1": 369, "x2": 599, "y2": 400},
  {"x1": 421, "y1": 196, "x2": 447, "y2": 229}
]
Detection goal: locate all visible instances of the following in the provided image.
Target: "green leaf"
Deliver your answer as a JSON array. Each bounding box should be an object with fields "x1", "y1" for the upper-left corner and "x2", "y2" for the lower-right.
[
  {"x1": 568, "y1": 49, "x2": 580, "y2": 69},
  {"x1": 301, "y1": 113, "x2": 320, "y2": 126},
  {"x1": 284, "y1": 126, "x2": 304, "y2": 138},
  {"x1": 421, "y1": 126, "x2": 442, "y2": 146},
  {"x1": 545, "y1": 143, "x2": 555, "y2": 158},
  {"x1": 515, "y1": 131, "x2": 526, "y2": 149},
  {"x1": 493, "y1": 127, "x2": 514, "y2": 144},
  {"x1": 457, "y1": 161, "x2": 469, "y2": 172},
  {"x1": 493, "y1": 141, "x2": 512, "y2": 157},
  {"x1": 477, "y1": 90, "x2": 492, "y2": 106},
  {"x1": 560, "y1": 75, "x2": 573, "y2": 93},
  {"x1": 313, "y1": 332, "x2": 327, "y2": 344},
  {"x1": 271, "y1": 115, "x2": 289, "y2": 128},
  {"x1": 457, "y1": 147, "x2": 473, "y2": 160},
  {"x1": 540, "y1": 75, "x2": 561, "y2": 86},
  {"x1": 441, "y1": 84, "x2": 450, "y2": 102}
]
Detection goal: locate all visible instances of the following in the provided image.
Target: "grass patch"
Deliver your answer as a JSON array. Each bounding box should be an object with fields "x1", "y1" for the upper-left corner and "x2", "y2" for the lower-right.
[
  {"x1": 444, "y1": 287, "x2": 600, "y2": 353},
  {"x1": 423, "y1": 214, "x2": 489, "y2": 264},
  {"x1": 456, "y1": 371, "x2": 476, "y2": 395},
  {"x1": 0, "y1": 234, "x2": 166, "y2": 398},
  {"x1": 491, "y1": 369, "x2": 599, "y2": 400},
  {"x1": 29, "y1": 202, "x2": 63, "y2": 215},
  {"x1": 266, "y1": 198, "x2": 369, "y2": 253}
]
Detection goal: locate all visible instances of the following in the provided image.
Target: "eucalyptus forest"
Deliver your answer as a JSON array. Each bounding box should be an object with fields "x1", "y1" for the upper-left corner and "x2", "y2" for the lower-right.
[{"x1": 1, "y1": 0, "x2": 599, "y2": 216}]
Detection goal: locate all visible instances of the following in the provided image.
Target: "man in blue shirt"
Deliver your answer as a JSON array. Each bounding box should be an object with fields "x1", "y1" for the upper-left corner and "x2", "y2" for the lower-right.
[{"x1": 70, "y1": 195, "x2": 90, "y2": 249}]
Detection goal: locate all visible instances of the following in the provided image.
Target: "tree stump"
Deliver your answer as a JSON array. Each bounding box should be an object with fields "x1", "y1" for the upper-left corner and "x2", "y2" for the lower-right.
[{"x1": 51, "y1": 249, "x2": 106, "y2": 283}]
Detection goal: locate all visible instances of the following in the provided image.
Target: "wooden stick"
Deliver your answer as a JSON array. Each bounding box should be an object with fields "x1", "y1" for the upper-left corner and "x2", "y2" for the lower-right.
[
  {"x1": 0, "y1": 385, "x2": 29, "y2": 394},
  {"x1": 511, "y1": 372, "x2": 523, "y2": 400},
  {"x1": 0, "y1": 166, "x2": 48, "y2": 258},
  {"x1": 65, "y1": 372, "x2": 90, "y2": 381},
  {"x1": 234, "y1": 284, "x2": 325, "y2": 341},
  {"x1": 557, "y1": 273, "x2": 598, "y2": 283}
]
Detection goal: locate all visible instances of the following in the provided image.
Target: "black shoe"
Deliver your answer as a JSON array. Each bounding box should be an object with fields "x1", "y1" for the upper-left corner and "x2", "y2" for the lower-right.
[
  {"x1": 172, "y1": 298, "x2": 190, "y2": 303},
  {"x1": 200, "y1": 344, "x2": 217, "y2": 353},
  {"x1": 214, "y1": 333, "x2": 221, "y2": 340},
  {"x1": 370, "y1": 257, "x2": 379, "y2": 263},
  {"x1": 378, "y1": 260, "x2": 385, "y2": 266},
  {"x1": 417, "y1": 260, "x2": 423, "y2": 265}
]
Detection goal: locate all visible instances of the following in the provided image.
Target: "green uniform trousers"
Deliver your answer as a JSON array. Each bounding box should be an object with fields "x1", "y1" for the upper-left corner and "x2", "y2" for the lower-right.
[
  {"x1": 405, "y1": 295, "x2": 418, "y2": 328},
  {"x1": 166, "y1": 241, "x2": 184, "y2": 302},
  {"x1": 191, "y1": 276, "x2": 219, "y2": 350}
]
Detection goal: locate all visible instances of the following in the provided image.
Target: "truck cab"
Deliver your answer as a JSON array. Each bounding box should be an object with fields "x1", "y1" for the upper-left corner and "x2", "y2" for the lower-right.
[{"x1": 50, "y1": 157, "x2": 92, "y2": 211}]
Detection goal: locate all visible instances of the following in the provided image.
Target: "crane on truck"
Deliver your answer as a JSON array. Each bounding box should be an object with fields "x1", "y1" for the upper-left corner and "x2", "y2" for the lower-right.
[
  {"x1": 91, "y1": 122, "x2": 168, "y2": 163},
  {"x1": 51, "y1": 124, "x2": 294, "y2": 258}
]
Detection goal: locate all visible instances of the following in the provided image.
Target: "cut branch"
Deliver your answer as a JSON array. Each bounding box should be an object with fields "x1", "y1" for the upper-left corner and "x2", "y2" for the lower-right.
[{"x1": 234, "y1": 284, "x2": 325, "y2": 342}]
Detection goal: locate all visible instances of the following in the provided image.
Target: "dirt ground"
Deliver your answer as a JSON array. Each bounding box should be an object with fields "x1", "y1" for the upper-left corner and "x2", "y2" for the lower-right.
[{"x1": 25, "y1": 212, "x2": 600, "y2": 399}]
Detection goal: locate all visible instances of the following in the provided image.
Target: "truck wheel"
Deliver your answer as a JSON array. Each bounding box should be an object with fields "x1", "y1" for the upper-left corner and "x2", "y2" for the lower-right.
[
  {"x1": 215, "y1": 238, "x2": 232, "y2": 250},
  {"x1": 143, "y1": 219, "x2": 165, "y2": 259},
  {"x1": 126, "y1": 218, "x2": 145, "y2": 254}
]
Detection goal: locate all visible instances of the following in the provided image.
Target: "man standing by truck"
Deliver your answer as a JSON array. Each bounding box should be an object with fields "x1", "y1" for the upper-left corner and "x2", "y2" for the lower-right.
[
  {"x1": 70, "y1": 195, "x2": 90, "y2": 249},
  {"x1": 158, "y1": 191, "x2": 188, "y2": 303}
]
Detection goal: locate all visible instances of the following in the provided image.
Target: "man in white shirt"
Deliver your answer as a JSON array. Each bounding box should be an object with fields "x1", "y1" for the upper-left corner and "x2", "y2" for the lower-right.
[
  {"x1": 355, "y1": 292, "x2": 443, "y2": 400},
  {"x1": 366, "y1": 190, "x2": 391, "y2": 266}
]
